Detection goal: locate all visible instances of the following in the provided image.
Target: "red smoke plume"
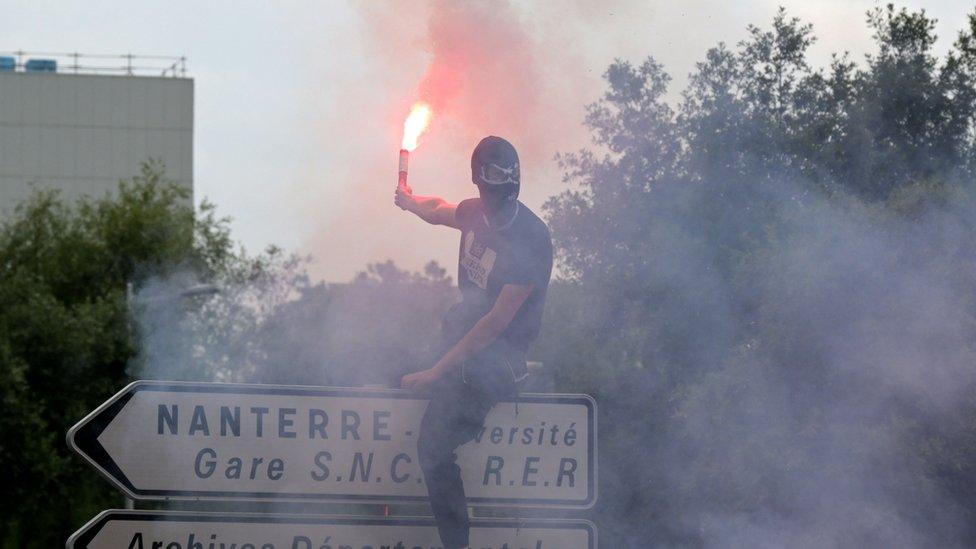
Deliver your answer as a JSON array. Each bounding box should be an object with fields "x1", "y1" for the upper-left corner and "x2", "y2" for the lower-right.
[
  {"x1": 307, "y1": 0, "x2": 595, "y2": 281},
  {"x1": 413, "y1": 0, "x2": 541, "y2": 148}
]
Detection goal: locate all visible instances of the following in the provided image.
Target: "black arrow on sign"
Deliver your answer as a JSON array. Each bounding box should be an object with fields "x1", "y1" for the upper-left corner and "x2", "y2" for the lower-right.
[{"x1": 66, "y1": 382, "x2": 141, "y2": 497}]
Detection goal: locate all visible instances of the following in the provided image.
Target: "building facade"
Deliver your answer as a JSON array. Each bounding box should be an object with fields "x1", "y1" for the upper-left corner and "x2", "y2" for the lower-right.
[{"x1": 0, "y1": 70, "x2": 192, "y2": 219}]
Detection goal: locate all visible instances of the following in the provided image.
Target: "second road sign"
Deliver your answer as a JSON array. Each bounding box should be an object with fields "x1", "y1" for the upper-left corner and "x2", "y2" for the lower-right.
[
  {"x1": 68, "y1": 381, "x2": 597, "y2": 508},
  {"x1": 67, "y1": 510, "x2": 596, "y2": 549},
  {"x1": 67, "y1": 510, "x2": 597, "y2": 549}
]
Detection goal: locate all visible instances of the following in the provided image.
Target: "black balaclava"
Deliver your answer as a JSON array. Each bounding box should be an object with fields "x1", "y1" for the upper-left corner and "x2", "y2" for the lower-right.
[{"x1": 471, "y1": 136, "x2": 520, "y2": 213}]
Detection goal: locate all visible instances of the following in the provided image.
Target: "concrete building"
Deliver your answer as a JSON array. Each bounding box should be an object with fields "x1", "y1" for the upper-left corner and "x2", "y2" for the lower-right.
[{"x1": 0, "y1": 57, "x2": 192, "y2": 220}]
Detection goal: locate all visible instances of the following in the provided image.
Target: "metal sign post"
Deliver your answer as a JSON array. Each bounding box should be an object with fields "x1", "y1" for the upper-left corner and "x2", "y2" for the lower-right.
[
  {"x1": 67, "y1": 510, "x2": 597, "y2": 549},
  {"x1": 68, "y1": 381, "x2": 597, "y2": 508}
]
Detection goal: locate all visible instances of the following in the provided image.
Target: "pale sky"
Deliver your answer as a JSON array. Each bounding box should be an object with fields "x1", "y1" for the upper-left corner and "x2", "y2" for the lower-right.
[{"x1": 2, "y1": 1, "x2": 972, "y2": 281}]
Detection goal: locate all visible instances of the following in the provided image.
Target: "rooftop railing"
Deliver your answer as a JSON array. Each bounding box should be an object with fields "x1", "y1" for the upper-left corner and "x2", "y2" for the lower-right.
[{"x1": 0, "y1": 50, "x2": 187, "y2": 77}]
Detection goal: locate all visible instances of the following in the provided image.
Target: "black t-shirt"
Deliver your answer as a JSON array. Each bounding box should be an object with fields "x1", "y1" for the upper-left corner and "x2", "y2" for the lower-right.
[{"x1": 444, "y1": 198, "x2": 553, "y2": 353}]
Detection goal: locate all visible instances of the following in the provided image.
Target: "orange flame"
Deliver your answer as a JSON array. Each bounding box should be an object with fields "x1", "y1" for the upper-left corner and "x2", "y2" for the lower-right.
[{"x1": 401, "y1": 102, "x2": 433, "y2": 151}]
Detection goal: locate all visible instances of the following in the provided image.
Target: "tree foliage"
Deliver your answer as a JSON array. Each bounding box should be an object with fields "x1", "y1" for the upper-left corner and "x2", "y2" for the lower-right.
[
  {"x1": 539, "y1": 5, "x2": 976, "y2": 546},
  {"x1": 0, "y1": 164, "x2": 300, "y2": 547},
  {"x1": 247, "y1": 259, "x2": 455, "y2": 388}
]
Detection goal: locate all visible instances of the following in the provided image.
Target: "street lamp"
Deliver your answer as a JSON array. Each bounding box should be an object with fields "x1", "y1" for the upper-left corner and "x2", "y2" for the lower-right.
[{"x1": 122, "y1": 280, "x2": 221, "y2": 509}]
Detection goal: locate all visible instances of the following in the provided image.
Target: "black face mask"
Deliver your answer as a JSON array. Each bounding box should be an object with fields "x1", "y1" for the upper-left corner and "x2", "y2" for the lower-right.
[{"x1": 477, "y1": 183, "x2": 518, "y2": 213}]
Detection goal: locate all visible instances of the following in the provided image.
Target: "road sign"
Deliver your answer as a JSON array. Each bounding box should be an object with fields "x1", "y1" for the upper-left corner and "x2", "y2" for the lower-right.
[
  {"x1": 67, "y1": 510, "x2": 597, "y2": 549},
  {"x1": 68, "y1": 381, "x2": 596, "y2": 508}
]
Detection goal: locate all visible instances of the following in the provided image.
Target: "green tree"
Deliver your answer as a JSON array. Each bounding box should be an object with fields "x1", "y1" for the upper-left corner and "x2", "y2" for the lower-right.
[
  {"x1": 248, "y1": 259, "x2": 455, "y2": 388},
  {"x1": 541, "y1": 6, "x2": 976, "y2": 546},
  {"x1": 0, "y1": 163, "x2": 303, "y2": 547}
]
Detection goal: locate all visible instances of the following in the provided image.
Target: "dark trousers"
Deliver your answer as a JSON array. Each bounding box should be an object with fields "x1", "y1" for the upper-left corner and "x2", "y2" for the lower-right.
[{"x1": 417, "y1": 344, "x2": 522, "y2": 549}]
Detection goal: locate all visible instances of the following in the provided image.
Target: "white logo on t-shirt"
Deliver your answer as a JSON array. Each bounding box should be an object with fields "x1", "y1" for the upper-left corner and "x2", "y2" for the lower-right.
[{"x1": 461, "y1": 231, "x2": 497, "y2": 290}]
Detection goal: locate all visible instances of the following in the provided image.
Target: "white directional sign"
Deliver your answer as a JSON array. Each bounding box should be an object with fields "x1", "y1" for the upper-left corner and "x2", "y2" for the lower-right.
[
  {"x1": 67, "y1": 510, "x2": 597, "y2": 549},
  {"x1": 68, "y1": 381, "x2": 596, "y2": 508}
]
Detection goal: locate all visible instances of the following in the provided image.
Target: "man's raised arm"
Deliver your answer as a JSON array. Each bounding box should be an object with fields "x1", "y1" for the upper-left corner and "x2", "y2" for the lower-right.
[{"x1": 395, "y1": 182, "x2": 459, "y2": 228}]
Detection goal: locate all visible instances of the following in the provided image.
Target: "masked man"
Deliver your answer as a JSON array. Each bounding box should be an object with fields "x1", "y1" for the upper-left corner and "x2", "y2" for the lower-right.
[{"x1": 395, "y1": 136, "x2": 553, "y2": 549}]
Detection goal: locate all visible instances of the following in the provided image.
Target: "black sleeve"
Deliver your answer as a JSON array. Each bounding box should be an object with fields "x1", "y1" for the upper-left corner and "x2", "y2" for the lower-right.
[{"x1": 454, "y1": 198, "x2": 481, "y2": 229}]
